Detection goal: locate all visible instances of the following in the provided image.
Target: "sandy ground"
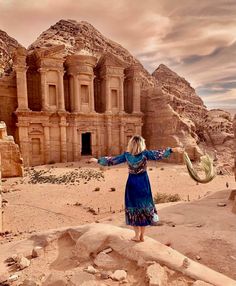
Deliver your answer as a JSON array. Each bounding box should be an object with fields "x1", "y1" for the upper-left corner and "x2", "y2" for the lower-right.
[
  {"x1": 104, "y1": 190, "x2": 236, "y2": 280},
  {"x1": 1, "y1": 159, "x2": 236, "y2": 279}
]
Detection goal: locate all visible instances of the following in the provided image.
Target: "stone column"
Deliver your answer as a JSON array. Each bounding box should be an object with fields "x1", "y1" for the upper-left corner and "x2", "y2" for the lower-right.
[
  {"x1": 91, "y1": 132, "x2": 96, "y2": 156},
  {"x1": 119, "y1": 76, "x2": 124, "y2": 113},
  {"x1": 135, "y1": 123, "x2": 142, "y2": 135},
  {"x1": 17, "y1": 123, "x2": 30, "y2": 166},
  {"x1": 133, "y1": 78, "x2": 141, "y2": 113},
  {"x1": 105, "y1": 76, "x2": 111, "y2": 113},
  {"x1": 15, "y1": 66, "x2": 29, "y2": 111},
  {"x1": 38, "y1": 68, "x2": 49, "y2": 111},
  {"x1": 107, "y1": 118, "x2": 112, "y2": 155},
  {"x1": 58, "y1": 70, "x2": 65, "y2": 111},
  {"x1": 73, "y1": 74, "x2": 80, "y2": 112},
  {"x1": 69, "y1": 75, "x2": 74, "y2": 112},
  {"x1": 43, "y1": 124, "x2": 50, "y2": 164},
  {"x1": 90, "y1": 76, "x2": 95, "y2": 112},
  {"x1": 60, "y1": 118, "x2": 67, "y2": 163},
  {"x1": 96, "y1": 126, "x2": 101, "y2": 157},
  {"x1": 119, "y1": 122, "x2": 125, "y2": 153},
  {"x1": 73, "y1": 125, "x2": 79, "y2": 161}
]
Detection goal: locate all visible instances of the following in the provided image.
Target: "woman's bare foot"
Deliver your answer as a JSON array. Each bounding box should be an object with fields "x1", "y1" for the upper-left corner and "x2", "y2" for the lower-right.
[
  {"x1": 165, "y1": 242, "x2": 171, "y2": 247},
  {"x1": 140, "y1": 235, "x2": 145, "y2": 242},
  {"x1": 131, "y1": 236, "x2": 140, "y2": 242}
]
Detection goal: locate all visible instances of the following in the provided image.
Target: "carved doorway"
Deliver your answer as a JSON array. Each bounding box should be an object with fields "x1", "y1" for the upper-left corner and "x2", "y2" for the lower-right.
[{"x1": 81, "y1": 132, "x2": 92, "y2": 155}]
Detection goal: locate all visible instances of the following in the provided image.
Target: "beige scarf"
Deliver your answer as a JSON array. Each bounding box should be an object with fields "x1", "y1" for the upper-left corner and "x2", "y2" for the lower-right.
[{"x1": 183, "y1": 152, "x2": 216, "y2": 184}]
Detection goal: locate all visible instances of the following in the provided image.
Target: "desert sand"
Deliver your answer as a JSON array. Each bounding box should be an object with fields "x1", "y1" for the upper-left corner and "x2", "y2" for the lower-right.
[{"x1": 1, "y1": 159, "x2": 236, "y2": 282}]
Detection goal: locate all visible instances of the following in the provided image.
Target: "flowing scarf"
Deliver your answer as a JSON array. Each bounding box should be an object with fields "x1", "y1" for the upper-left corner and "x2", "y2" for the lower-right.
[{"x1": 183, "y1": 151, "x2": 216, "y2": 184}]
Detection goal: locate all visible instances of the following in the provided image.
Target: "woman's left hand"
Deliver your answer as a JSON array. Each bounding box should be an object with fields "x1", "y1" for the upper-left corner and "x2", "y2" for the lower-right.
[{"x1": 172, "y1": 147, "x2": 185, "y2": 153}]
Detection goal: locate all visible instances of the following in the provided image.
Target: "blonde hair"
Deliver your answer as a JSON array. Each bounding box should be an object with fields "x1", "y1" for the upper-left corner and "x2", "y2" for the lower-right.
[{"x1": 127, "y1": 135, "x2": 146, "y2": 155}]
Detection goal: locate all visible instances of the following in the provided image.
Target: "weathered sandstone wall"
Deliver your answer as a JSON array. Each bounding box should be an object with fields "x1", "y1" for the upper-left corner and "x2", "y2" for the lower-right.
[
  {"x1": 0, "y1": 75, "x2": 17, "y2": 137},
  {"x1": 0, "y1": 153, "x2": 2, "y2": 232},
  {"x1": 234, "y1": 115, "x2": 236, "y2": 180},
  {"x1": 142, "y1": 87, "x2": 203, "y2": 162},
  {"x1": 0, "y1": 121, "x2": 23, "y2": 177}
]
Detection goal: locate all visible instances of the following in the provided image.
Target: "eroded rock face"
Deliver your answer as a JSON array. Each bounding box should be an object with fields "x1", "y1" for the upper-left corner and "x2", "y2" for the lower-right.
[
  {"x1": 151, "y1": 65, "x2": 234, "y2": 164},
  {"x1": 142, "y1": 87, "x2": 203, "y2": 162},
  {"x1": 0, "y1": 121, "x2": 23, "y2": 177},
  {"x1": 201, "y1": 109, "x2": 234, "y2": 146},
  {"x1": 0, "y1": 153, "x2": 2, "y2": 232},
  {"x1": 0, "y1": 29, "x2": 22, "y2": 76},
  {"x1": 234, "y1": 115, "x2": 236, "y2": 180}
]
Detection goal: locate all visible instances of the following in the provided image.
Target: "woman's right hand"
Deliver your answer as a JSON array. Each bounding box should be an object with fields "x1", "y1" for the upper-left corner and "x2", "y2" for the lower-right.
[{"x1": 89, "y1": 158, "x2": 98, "y2": 163}]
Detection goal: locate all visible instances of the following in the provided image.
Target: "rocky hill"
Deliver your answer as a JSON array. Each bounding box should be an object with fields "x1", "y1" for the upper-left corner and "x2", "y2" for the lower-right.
[
  {"x1": 152, "y1": 64, "x2": 206, "y2": 121},
  {"x1": 28, "y1": 19, "x2": 155, "y2": 87},
  {"x1": 0, "y1": 29, "x2": 22, "y2": 76},
  {"x1": 152, "y1": 64, "x2": 234, "y2": 168}
]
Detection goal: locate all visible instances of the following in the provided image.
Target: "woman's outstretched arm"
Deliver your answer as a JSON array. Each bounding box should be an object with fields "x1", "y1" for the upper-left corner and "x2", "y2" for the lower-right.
[
  {"x1": 90, "y1": 153, "x2": 127, "y2": 166},
  {"x1": 144, "y1": 147, "x2": 183, "y2": 160}
]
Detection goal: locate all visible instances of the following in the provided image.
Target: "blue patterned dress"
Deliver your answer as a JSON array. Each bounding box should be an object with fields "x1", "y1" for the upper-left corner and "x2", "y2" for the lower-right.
[{"x1": 98, "y1": 148, "x2": 173, "y2": 226}]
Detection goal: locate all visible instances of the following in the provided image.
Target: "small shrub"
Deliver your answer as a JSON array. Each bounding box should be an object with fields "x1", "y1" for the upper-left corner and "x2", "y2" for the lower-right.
[
  {"x1": 110, "y1": 187, "x2": 116, "y2": 192},
  {"x1": 94, "y1": 187, "x2": 100, "y2": 192},
  {"x1": 154, "y1": 193, "x2": 181, "y2": 204}
]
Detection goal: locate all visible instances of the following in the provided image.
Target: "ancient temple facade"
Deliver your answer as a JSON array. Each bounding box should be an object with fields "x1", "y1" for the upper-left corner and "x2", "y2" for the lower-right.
[{"x1": 13, "y1": 46, "x2": 142, "y2": 166}]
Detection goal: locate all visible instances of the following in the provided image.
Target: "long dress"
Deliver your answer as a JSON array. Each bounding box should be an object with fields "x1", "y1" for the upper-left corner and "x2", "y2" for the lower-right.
[{"x1": 98, "y1": 148, "x2": 173, "y2": 226}]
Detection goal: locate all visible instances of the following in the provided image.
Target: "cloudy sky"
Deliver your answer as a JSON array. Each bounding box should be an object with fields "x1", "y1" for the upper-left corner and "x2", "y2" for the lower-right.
[{"x1": 0, "y1": 0, "x2": 235, "y2": 111}]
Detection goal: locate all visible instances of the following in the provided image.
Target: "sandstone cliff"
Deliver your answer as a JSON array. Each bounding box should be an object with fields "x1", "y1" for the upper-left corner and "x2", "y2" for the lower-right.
[
  {"x1": 152, "y1": 64, "x2": 234, "y2": 166},
  {"x1": 0, "y1": 121, "x2": 23, "y2": 177},
  {"x1": 234, "y1": 115, "x2": 236, "y2": 180},
  {"x1": 0, "y1": 29, "x2": 22, "y2": 76}
]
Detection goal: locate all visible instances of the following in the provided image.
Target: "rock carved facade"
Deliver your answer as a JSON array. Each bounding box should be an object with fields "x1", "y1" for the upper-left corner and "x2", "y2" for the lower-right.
[{"x1": 13, "y1": 46, "x2": 142, "y2": 166}]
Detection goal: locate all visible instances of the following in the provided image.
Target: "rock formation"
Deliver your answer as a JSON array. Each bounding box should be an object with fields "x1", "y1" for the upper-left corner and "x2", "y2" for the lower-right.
[
  {"x1": 234, "y1": 115, "x2": 236, "y2": 180},
  {"x1": 0, "y1": 121, "x2": 23, "y2": 177},
  {"x1": 0, "y1": 30, "x2": 20, "y2": 136},
  {"x1": 0, "y1": 29, "x2": 22, "y2": 76},
  {"x1": 152, "y1": 64, "x2": 234, "y2": 164},
  {"x1": 0, "y1": 224, "x2": 236, "y2": 286},
  {"x1": 0, "y1": 152, "x2": 2, "y2": 232},
  {"x1": 28, "y1": 20, "x2": 155, "y2": 86},
  {"x1": 0, "y1": 19, "x2": 234, "y2": 166}
]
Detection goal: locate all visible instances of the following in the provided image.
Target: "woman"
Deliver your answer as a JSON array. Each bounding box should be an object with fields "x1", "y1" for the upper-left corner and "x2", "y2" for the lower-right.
[{"x1": 90, "y1": 135, "x2": 182, "y2": 242}]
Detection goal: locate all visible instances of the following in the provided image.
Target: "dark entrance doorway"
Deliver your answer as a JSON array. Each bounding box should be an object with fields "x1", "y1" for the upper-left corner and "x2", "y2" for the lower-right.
[{"x1": 81, "y1": 132, "x2": 92, "y2": 155}]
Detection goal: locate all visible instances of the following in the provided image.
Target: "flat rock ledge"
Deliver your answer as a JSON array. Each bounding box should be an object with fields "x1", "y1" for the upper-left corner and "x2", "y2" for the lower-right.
[{"x1": 0, "y1": 223, "x2": 235, "y2": 286}]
